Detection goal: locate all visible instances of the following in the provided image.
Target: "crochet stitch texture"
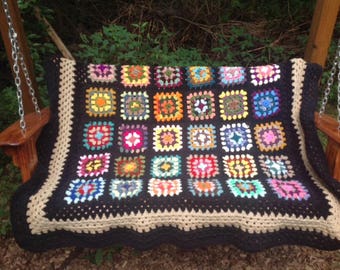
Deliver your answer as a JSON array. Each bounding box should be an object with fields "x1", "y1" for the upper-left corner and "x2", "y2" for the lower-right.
[{"x1": 11, "y1": 57, "x2": 340, "y2": 252}]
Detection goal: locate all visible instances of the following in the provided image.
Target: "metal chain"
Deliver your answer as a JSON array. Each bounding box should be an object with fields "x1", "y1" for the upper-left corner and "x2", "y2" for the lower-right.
[
  {"x1": 2, "y1": 0, "x2": 41, "y2": 133},
  {"x1": 319, "y1": 39, "x2": 340, "y2": 131}
]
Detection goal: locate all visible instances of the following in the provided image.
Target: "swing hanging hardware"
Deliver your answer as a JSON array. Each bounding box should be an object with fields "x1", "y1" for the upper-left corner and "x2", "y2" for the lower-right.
[
  {"x1": 2, "y1": 0, "x2": 41, "y2": 134},
  {"x1": 319, "y1": 38, "x2": 340, "y2": 132}
]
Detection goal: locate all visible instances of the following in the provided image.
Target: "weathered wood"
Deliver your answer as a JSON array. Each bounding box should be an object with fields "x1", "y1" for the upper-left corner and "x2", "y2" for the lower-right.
[
  {"x1": 0, "y1": 108, "x2": 50, "y2": 182},
  {"x1": 0, "y1": 107, "x2": 50, "y2": 147},
  {"x1": 315, "y1": 113, "x2": 340, "y2": 144},
  {"x1": 304, "y1": 0, "x2": 340, "y2": 67},
  {"x1": 0, "y1": 0, "x2": 40, "y2": 113},
  {"x1": 325, "y1": 139, "x2": 340, "y2": 181},
  {"x1": 315, "y1": 113, "x2": 340, "y2": 181}
]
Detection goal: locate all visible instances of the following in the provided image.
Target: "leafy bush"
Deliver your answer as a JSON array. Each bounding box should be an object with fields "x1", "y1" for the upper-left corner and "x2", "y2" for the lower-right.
[
  {"x1": 76, "y1": 22, "x2": 297, "y2": 67},
  {"x1": 76, "y1": 23, "x2": 207, "y2": 66}
]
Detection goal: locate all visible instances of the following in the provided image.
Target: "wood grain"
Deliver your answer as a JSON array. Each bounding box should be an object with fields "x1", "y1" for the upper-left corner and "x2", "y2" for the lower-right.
[{"x1": 304, "y1": 0, "x2": 340, "y2": 67}]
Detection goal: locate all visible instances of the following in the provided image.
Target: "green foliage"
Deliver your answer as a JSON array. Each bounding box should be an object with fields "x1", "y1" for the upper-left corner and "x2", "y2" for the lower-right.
[
  {"x1": 0, "y1": 161, "x2": 20, "y2": 236},
  {"x1": 86, "y1": 246, "x2": 123, "y2": 265},
  {"x1": 211, "y1": 25, "x2": 296, "y2": 66},
  {"x1": 76, "y1": 24, "x2": 207, "y2": 66},
  {"x1": 76, "y1": 23, "x2": 295, "y2": 67}
]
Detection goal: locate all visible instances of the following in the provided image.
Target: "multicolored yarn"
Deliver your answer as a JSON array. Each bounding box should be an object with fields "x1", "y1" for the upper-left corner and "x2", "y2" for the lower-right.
[
  {"x1": 153, "y1": 92, "x2": 183, "y2": 122},
  {"x1": 186, "y1": 66, "x2": 215, "y2": 88},
  {"x1": 88, "y1": 64, "x2": 117, "y2": 83},
  {"x1": 252, "y1": 89, "x2": 280, "y2": 119},
  {"x1": 153, "y1": 125, "x2": 183, "y2": 152},
  {"x1": 148, "y1": 178, "x2": 182, "y2": 197},
  {"x1": 151, "y1": 155, "x2": 181, "y2": 178},
  {"x1": 254, "y1": 121, "x2": 287, "y2": 152},
  {"x1": 13, "y1": 57, "x2": 340, "y2": 252},
  {"x1": 227, "y1": 179, "x2": 266, "y2": 199},
  {"x1": 187, "y1": 124, "x2": 216, "y2": 151},
  {"x1": 110, "y1": 179, "x2": 143, "y2": 200},
  {"x1": 121, "y1": 65, "x2": 150, "y2": 87},
  {"x1": 188, "y1": 179, "x2": 223, "y2": 197},
  {"x1": 187, "y1": 90, "x2": 216, "y2": 121},
  {"x1": 155, "y1": 66, "x2": 183, "y2": 88},
  {"x1": 64, "y1": 178, "x2": 105, "y2": 204},
  {"x1": 83, "y1": 121, "x2": 114, "y2": 150},
  {"x1": 120, "y1": 91, "x2": 150, "y2": 120},
  {"x1": 118, "y1": 124, "x2": 148, "y2": 153},
  {"x1": 219, "y1": 90, "x2": 248, "y2": 120},
  {"x1": 86, "y1": 87, "x2": 116, "y2": 117},
  {"x1": 218, "y1": 66, "x2": 246, "y2": 86}
]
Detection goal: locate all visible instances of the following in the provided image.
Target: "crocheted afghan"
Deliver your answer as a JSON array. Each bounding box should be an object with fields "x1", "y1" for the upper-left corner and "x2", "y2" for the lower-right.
[{"x1": 11, "y1": 57, "x2": 340, "y2": 252}]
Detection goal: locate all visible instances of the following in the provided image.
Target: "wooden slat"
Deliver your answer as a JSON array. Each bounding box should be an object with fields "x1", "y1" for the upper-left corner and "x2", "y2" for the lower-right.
[{"x1": 304, "y1": 0, "x2": 340, "y2": 67}]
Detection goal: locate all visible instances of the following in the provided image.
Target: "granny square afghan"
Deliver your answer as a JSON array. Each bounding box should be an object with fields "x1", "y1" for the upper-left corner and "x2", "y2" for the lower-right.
[{"x1": 11, "y1": 57, "x2": 340, "y2": 252}]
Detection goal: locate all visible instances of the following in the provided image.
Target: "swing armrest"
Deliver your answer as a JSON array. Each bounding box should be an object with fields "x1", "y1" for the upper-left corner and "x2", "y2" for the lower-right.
[
  {"x1": 0, "y1": 107, "x2": 50, "y2": 182},
  {"x1": 0, "y1": 107, "x2": 50, "y2": 147},
  {"x1": 315, "y1": 112, "x2": 340, "y2": 144},
  {"x1": 315, "y1": 112, "x2": 340, "y2": 181}
]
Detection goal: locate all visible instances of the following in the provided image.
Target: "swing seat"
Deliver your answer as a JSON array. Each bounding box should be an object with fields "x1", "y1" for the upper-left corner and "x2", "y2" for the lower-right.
[{"x1": 2, "y1": 56, "x2": 339, "y2": 252}]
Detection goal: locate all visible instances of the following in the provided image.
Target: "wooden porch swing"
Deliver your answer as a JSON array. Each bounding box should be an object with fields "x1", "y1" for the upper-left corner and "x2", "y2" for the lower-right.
[{"x1": 0, "y1": 0, "x2": 339, "y2": 183}]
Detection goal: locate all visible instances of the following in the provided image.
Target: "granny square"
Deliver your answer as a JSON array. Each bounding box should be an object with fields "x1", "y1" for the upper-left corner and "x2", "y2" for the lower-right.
[
  {"x1": 64, "y1": 178, "x2": 105, "y2": 205},
  {"x1": 267, "y1": 179, "x2": 310, "y2": 201},
  {"x1": 218, "y1": 66, "x2": 246, "y2": 86},
  {"x1": 187, "y1": 90, "x2": 216, "y2": 121},
  {"x1": 120, "y1": 91, "x2": 150, "y2": 120},
  {"x1": 153, "y1": 92, "x2": 183, "y2": 122},
  {"x1": 83, "y1": 121, "x2": 114, "y2": 150},
  {"x1": 12, "y1": 57, "x2": 340, "y2": 252},
  {"x1": 148, "y1": 178, "x2": 182, "y2": 197},
  {"x1": 121, "y1": 65, "x2": 150, "y2": 87},
  {"x1": 151, "y1": 155, "x2": 181, "y2": 178},
  {"x1": 110, "y1": 179, "x2": 143, "y2": 200},
  {"x1": 186, "y1": 66, "x2": 215, "y2": 88},
  {"x1": 187, "y1": 154, "x2": 219, "y2": 178},
  {"x1": 219, "y1": 90, "x2": 248, "y2": 120},
  {"x1": 188, "y1": 179, "x2": 223, "y2": 197},
  {"x1": 223, "y1": 154, "x2": 258, "y2": 178},
  {"x1": 187, "y1": 124, "x2": 216, "y2": 151},
  {"x1": 114, "y1": 156, "x2": 145, "y2": 178},
  {"x1": 153, "y1": 125, "x2": 183, "y2": 152},
  {"x1": 86, "y1": 87, "x2": 116, "y2": 117},
  {"x1": 252, "y1": 89, "x2": 281, "y2": 119},
  {"x1": 227, "y1": 179, "x2": 266, "y2": 199},
  {"x1": 259, "y1": 155, "x2": 295, "y2": 179},
  {"x1": 254, "y1": 121, "x2": 287, "y2": 152},
  {"x1": 77, "y1": 153, "x2": 110, "y2": 177},
  {"x1": 220, "y1": 123, "x2": 253, "y2": 152},
  {"x1": 118, "y1": 124, "x2": 148, "y2": 153},
  {"x1": 88, "y1": 64, "x2": 117, "y2": 83},
  {"x1": 155, "y1": 66, "x2": 183, "y2": 88},
  {"x1": 250, "y1": 64, "x2": 280, "y2": 86}
]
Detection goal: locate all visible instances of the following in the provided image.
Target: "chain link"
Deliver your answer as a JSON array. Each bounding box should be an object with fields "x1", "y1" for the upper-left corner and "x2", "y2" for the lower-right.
[
  {"x1": 319, "y1": 39, "x2": 340, "y2": 116},
  {"x1": 319, "y1": 39, "x2": 340, "y2": 132},
  {"x1": 2, "y1": 0, "x2": 41, "y2": 133}
]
